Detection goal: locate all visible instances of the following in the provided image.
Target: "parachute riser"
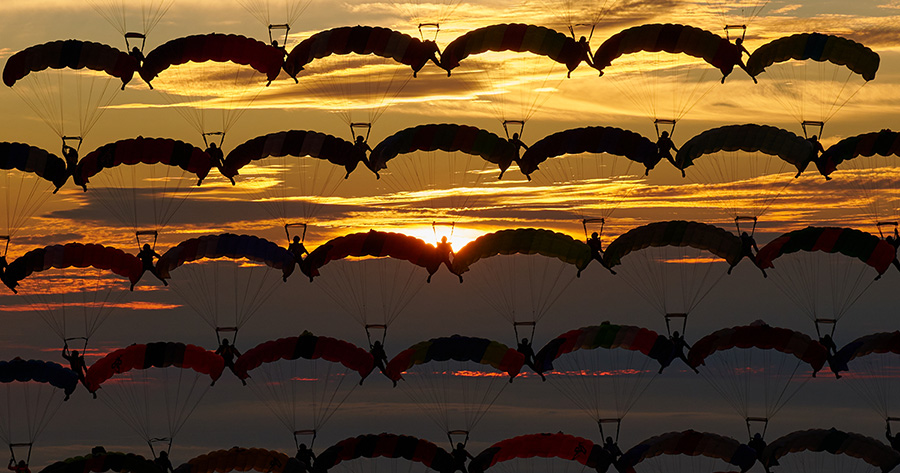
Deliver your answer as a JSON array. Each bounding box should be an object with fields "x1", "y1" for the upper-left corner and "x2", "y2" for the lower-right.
[
  {"x1": 62, "y1": 136, "x2": 83, "y2": 152},
  {"x1": 365, "y1": 324, "x2": 387, "y2": 347},
  {"x1": 746, "y1": 416, "x2": 768, "y2": 439},
  {"x1": 513, "y1": 321, "x2": 536, "y2": 346},
  {"x1": 147, "y1": 437, "x2": 172, "y2": 460},
  {"x1": 723, "y1": 25, "x2": 746, "y2": 42},
  {"x1": 8, "y1": 443, "x2": 32, "y2": 466},
  {"x1": 876, "y1": 222, "x2": 898, "y2": 240},
  {"x1": 801, "y1": 121, "x2": 825, "y2": 140},
  {"x1": 432, "y1": 221, "x2": 456, "y2": 241},
  {"x1": 0, "y1": 236, "x2": 9, "y2": 259},
  {"x1": 502, "y1": 120, "x2": 525, "y2": 141},
  {"x1": 65, "y1": 336, "x2": 89, "y2": 353},
  {"x1": 216, "y1": 327, "x2": 239, "y2": 347},
  {"x1": 268, "y1": 24, "x2": 291, "y2": 49},
  {"x1": 285, "y1": 223, "x2": 309, "y2": 244},
  {"x1": 734, "y1": 216, "x2": 758, "y2": 237},
  {"x1": 814, "y1": 318, "x2": 837, "y2": 339},
  {"x1": 654, "y1": 119, "x2": 676, "y2": 139},
  {"x1": 350, "y1": 123, "x2": 372, "y2": 143},
  {"x1": 418, "y1": 23, "x2": 440, "y2": 42},
  {"x1": 583, "y1": 218, "x2": 605, "y2": 242},
  {"x1": 135, "y1": 230, "x2": 159, "y2": 251},
  {"x1": 294, "y1": 429, "x2": 316, "y2": 450},
  {"x1": 597, "y1": 418, "x2": 621, "y2": 443},
  {"x1": 665, "y1": 313, "x2": 688, "y2": 337},
  {"x1": 568, "y1": 23, "x2": 596, "y2": 43},
  {"x1": 124, "y1": 32, "x2": 147, "y2": 53},
  {"x1": 447, "y1": 430, "x2": 469, "y2": 449},
  {"x1": 202, "y1": 131, "x2": 225, "y2": 148}
]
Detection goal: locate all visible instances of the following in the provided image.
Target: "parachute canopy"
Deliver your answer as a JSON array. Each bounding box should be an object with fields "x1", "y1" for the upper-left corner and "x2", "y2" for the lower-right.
[
  {"x1": 469, "y1": 433, "x2": 607, "y2": 473},
  {"x1": 451, "y1": 228, "x2": 592, "y2": 276},
  {"x1": 233, "y1": 333, "x2": 374, "y2": 380},
  {"x1": 756, "y1": 227, "x2": 897, "y2": 276},
  {"x1": 3, "y1": 40, "x2": 137, "y2": 87},
  {"x1": 222, "y1": 130, "x2": 365, "y2": 179},
  {"x1": 818, "y1": 129, "x2": 900, "y2": 177},
  {"x1": 315, "y1": 433, "x2": 454, "y2": 473},
  {"x1": 85, "y1": 342, "x2": 225, "y2": 392},
  {"x1": 746, "y1": 33, "x2": 879, "y2": 81},
  {"x1": 140, "y1": 33, "x2": 285, "y2": 84},
  {"x1": 74, "y1": 137, "x2": 213, "y2": 188},
  {"x1": 439, "y1": 24, "x2": 586, "y2": 73},
  {"x1": 301, "y1": 230, "x2": 439, "y2": 280},
  {"x1": 3, "y1": 243, "x2": 142, "y2": 292},
  {"x1": 0, "y1": 142, "x2": 69, "y2": 191},
  {"x1": 156, "y1": 233, "x2": 296, "y2": 281},
  {"x1": 173, "y1": 448, "x2": 299, "y2": 473},
  {"x1": 619, "y1": 430, "x2": 757, "y2": 473},
  {"x1": 518, "y1": 126, "x2": 659, "y2": 176},
  {"x1": 688, "y1": 322, "x2": 828, "y2": 371},
  {"x1": 40, "y1": 453, "x2": 159, "y2": 473},
  {"x1": 675, "y1": 124, "x2": 814, "y2": 175},
  {"x1": 604, "y1": 220, "x2": 743, "y2": 269},
  {"x1": 535, "y1": 323, "x2": 672, "y2": 373},
  {"x1": 0, "y1": 358, "x2": 78, "y2": 396},
  {"x1": 761, "y1": 428, "x2": 900, "y2": 472},
  {"x1": 386, "y1": 335, "x2": 524, "y2": 381}
]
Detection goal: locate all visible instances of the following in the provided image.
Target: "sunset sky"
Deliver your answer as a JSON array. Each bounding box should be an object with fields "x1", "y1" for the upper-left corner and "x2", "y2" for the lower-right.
[{"x1": 1, "y1": 0, "x2": 900, "y2": 471}]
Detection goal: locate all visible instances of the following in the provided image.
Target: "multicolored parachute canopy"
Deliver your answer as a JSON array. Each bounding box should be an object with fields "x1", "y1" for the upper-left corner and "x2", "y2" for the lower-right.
[
  {"x1": 688, "y1": 321, "x2": 828, "y2": 371},
  {"x1": 439, "y1": 24, "x2": 586, "y2": 73},
  {"x1": 837, "y1": 331, "x2": 900, "y2": 362},
  {"x1": 535, "y1": 323, "x2": 672, "y2": 373},
  {"x1": 0, "y1": 142, "x2": 69, "y2": 191},
  {"x1": 140, "y1": 33, "x2": 284, "y2": 84},
  {"x1": 315, "y1": 433, "x2": 454, "y2": 473},
  {"x1": 592, "y1": 24, "x2": 740, "y2": 76},
  {"x1": 233, "y1": 333, "x2": 374, "y2": 380},
  {"x1": 818, "y1": 129, "x2": 900, "y2": 177},
  {"x1": 84, "y1": 342, "x2": 225, "y2": 392},
  {"x1": 156, "y1": 233, "x2": 296, "y2": 280},
  {"x1": 603, "y1": 220, "x2": 743, "y2": 269},
  {"x1": 386, "y1": 335, "x2": 525, "y2": 381},
  {"x1": 619, "y1": 430, "x2": 758, "y2": 473},
  {"x1": 222, "y1": 130, "x2": 365, "y2": 179},
  {"x1": 469, "y1": 433, "x2": 608, "y2": 473},
  {"x1": 756, "y1": 227, "x2": 897, "y2": 275},
  {"x1": 173, "y1": 447, "x2": 300, "y2": 473},
  {"x1": 367, "y1": 124, "x2": 517, "y2": 176},
  {"x1": 74, "y1": 137, "x2": 213, "y2": 188},
  {"x1": 746, "y1": 33, "x2": 880, "y2": 81},
  {"x1": 518, "y1": 126, "x2": 660, "y2": 176},
  {"x1": 39, "y1": 453, "x2": 160, "y2": 473},
  {"x1": 761, "y1": 428, "x2": 900, "y2": 472},
  {"x1": 3, "y1": 40, "x2": 137, "y2": 87},
  {"x1": 284, "y1": 26, "x2": 439, "y2": 77},
  {"x1": 3, "y1": 243, "x2": 142, "y2": 292},
  {"x1": 0, "y1": 358, "x2": 78, "y2": 396},
  {"x1": 301, "y1": 230, "x2": 439, "y2": 280},
  {"x1": 451, "y1": 228, "x2": 592, "y2": 276},
  {"x1": 675, "y1": 124, "x2": 814, "y2": 175}
]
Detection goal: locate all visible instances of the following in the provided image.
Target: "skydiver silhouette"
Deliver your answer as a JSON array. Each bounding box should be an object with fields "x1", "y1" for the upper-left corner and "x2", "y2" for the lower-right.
[
  {"x1": 1, "y1": 265, "x2": 17, "y2": 293},
  {"x1": 294, "y1": 444, "x2": 315, "y2": 473},
  {"x1": 603, "y1": 436, "x2": 622, "y2": 460},
  {"x1": 807, "y1": 135, "x2": 827, "y2": 178},
  {"x1": 369, "y1": 340, "x2": 388, "y2": 380},
  {"x1": 748, "y1": 433, "x2": 766, "y2": 461},
  {"x1": 656, "y1": 131, "x2": 680, "y2": 176},
  {"x1": 62, "y1": 144, "x2": 78, "y2": 179},
  {"x1": 450, "y1": 443, "x2": 473, "y2": 473},
  {"x1": 887, "y1": 421, "x2": 900, "y2": 451},
  {"x1": 723, "y1": 38, "x2": 757, "y2": 84},
  {"x1": 585, "y1": 232, "x2": 615, "y2": 276},
  {"x1": 350, "y1": 136, "x2": 372, "y2": 178},
  {"x1": 517, "y1": 338, "x2": 544, "y2": 380},
  {"x1": 204, "y1": 142, "x2": 228, "y2": 185},
  {"x1": 885, "y1": 229, "x2": 900, "y2": 273},
  {"x1": 571, "y1": 36, "x2": 594, "y2": 78},
  {"x1": 818, "y1": 334, "x2": 841, "y2": 379},
  {"x1": 154, "y1": 451, "x2": 174, "y2": 473},
  {"x1": 661, "y1": 331, "x2": 698, "y2": 374},
  {"x1": 129, "y1": 47, "x2": 144, "y2": 67},
  {"x1": 62, "y1": 342, "x2": 93, "y2": 399},
  {"x1": 730, "y1": 231, "x2": 766, "y2": 277},
  {"x1": 214, "y1": 338, "x2": 245, "y2": 385},
  {"x1": 287, "y1": 236, "x2": 308, "y2": 281},
  {"x1": 506, "y1": 133, "x2": 529, "y2": 179},
  {"x1": 132, "y1": 244, "x2": 167, "y2": 291},
  {"x1": 431, "y1": 236, "x2": 459, "y2": 283},
  {"x1": 7, "y1": 460, "x2": 28, "y2": 473},
  {"x1": 417, "y1": 40, "x2": 441, "y2": 78}
]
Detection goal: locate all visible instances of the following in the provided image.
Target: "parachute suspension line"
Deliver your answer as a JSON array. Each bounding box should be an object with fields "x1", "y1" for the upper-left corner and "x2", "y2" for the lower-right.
[
  {"x1": 293, "y1": 430, "x2": 316, "y2": 450},
  {"x1": 598, "y1": 418, "x2": 621, "y2": 443},
  {"x1": 734, "y1": 216, "x2": 757, "y2": 236},
  {"x1": 664, "y1": 313, "x2": 687, "y2": 337}
]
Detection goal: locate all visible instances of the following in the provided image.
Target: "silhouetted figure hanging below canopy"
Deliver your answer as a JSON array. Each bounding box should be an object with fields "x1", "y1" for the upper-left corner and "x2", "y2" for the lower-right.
[
  {"x1": 517, "y1": 338, "x2": 543, "y2": 380},
  {"x1": 154, "y1": 451, "x2": 173, "y2": 473},
  {"x1": 725, "y1": 38, "x2": 757, "y2": 84},
  {"x1": 129, "y1": 47, "x2": 144, "y2": 67},
  {"x1": 657, "y1": 131, "x2": 680, "y2": 175},
  {"x1": 295, "y1": 444, "x2": 315, "y2": 473},
  {"x1": 731, "y1": 232, "x2": 765, "y2": 277},
  {"x1": 8, "y1": 459, "x2": 28, "y2": 473},
  {"x1": 133, "y1": 243, "x2": 167, "y2": 291},
  {"x1": 573, "y1": 36, "x2": 594, "y2": 78},
  {"x1": 587, "y1": 232, "x2": 615, "y2": 275},
  {"x1": 507, "y1": 133, "x2": 529, "y2": 179},
  {"x1": 62, "y1": 342, "x2": 92, "y2": 399},
  {"x1": 662, "y1": 331, "x2": 698, "y2": 374},
  {"x1": 370, "y1": 340, "x2": 388, "y2": 377},
  {"x1": 351, "y1": 136, "x2": 372, "y2": 179},
  {"x1": 450, "y1": 443, "x2": 474, "y2": 473},
  {"x1": 748, "y1": 433, "x2": 766, "y2": 461},
  {"x1": 887, "y1": 422, "x2": 900, "y2": 451},
  {"x1": 431, "y1": 236, "x2": 458, "y2": 283},
  {"x1": 62, "y1": 143, "x2": 78, "y2": 179},
  {"x1": 215, "y1": 338, "x2": 244, "y2": 385}
]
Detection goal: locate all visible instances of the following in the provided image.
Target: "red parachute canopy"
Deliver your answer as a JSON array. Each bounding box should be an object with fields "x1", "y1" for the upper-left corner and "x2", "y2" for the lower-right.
[
  {"x1": 619, "y1": 430, "x2": 757, "y2": 473},
  {"x1": 469, "y1": 433, "x2": 608, "y2": 473},
  {"x1": 84, "y1": 342, "x2": 225, "y2": 392},
  {"x1": 386, "y1": 335, "x2": 525, "y2": 382},
  {"x1": 518, "y1": 126, "x2": 660, "y2": 176},
  {"x1": 74, "y1": 137, "x2": 213, "y2": 189},
  {"x1": 0, "y1": 142, "x2": 70, "y2": 191},
  {"x1": 535, "y1": 323, "x2": 673, "y2": 372},
  {"x1": 688, "y1": 322, "x2": 828, "y2": 371},
  {"x1": 40, "y1": 452, "x2": 160, "y2": 473},
  {"x1": 818, "y1": 129, "x2": 900, "y2": 177},
  {"x1": 761, "y1": 428, "x2": 900, "y2": 472},
  {"x1": 301, "y1": 230, "x2": 439, "y2": 280},
  {"x1": 233, "y1": 333, "x2": 374, "y2": 380},
  {"x1": 173, "y1": 447, "x2": 299, "y2": 473},
  {"x1": 156, "y1": 233, "x2": 296, "y2": 281},
  {"x1": 3, "y1": 243, "x2": 141, "y2": 293},
  {"x1": 315, "y1": 433, "x2": 454, "y2": 472},
  {"x1": 221, "y1": 130, "x2": 365, "y2": 179},
  {"x1": 439, "y1": 24, "x2": 586, "y2": 74},
  {"x1": 3, "y1": 40, "x2": 137, "y2": 87},
  {"x1": 283, "y1": 26, "x2": 439, "y2": 78},
  {"x1": 367, "y1": 123, "x2": 517, "y2": 177},
  {"x1": 756, "y1": 227, "x2": 897, "y2": 275},
  {"x1": 604, "y1": 220, "x2": 744, "y2": 269},
  {"x1": 140, "y1": 33, "x2": 284, "y2": 84}
]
